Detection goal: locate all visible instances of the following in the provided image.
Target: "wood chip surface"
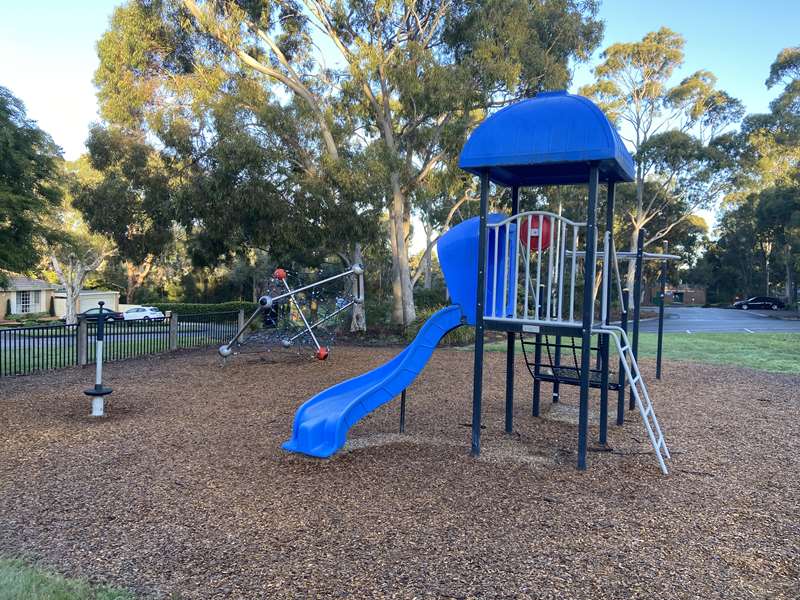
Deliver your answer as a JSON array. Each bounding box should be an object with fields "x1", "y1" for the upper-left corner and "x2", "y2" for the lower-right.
[{"x1": 0, "y1": 346, "x2": 797, "y2": 599}]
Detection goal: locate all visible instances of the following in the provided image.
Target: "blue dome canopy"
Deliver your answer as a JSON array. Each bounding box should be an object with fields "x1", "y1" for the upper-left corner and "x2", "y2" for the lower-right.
[{"x1": 458, "y1": 91, "x2": 635, "y2": 187}]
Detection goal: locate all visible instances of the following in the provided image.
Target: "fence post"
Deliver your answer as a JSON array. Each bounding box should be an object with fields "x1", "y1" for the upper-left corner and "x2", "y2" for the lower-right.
[
  {"x1": 237, "y1": 309, "x2": 246, "y2": 343},
  {"x1": 77, "y1": 317, "x2": 88, "y2": 366},
  {"x1": 169, "y1": 311, "x2": 179, "y2": 351}
]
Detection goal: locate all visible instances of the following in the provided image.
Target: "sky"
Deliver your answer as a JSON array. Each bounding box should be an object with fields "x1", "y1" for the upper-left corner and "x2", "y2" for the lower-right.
[{"x1": 1, "y1": 1, "x2": 798, "y2": 161}]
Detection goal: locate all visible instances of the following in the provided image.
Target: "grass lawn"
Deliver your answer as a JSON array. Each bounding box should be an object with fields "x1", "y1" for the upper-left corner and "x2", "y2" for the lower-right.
[
  {"x1": 0, "y1": 558, "x2": 133, "y2": 600},
  {"x1": 486, "y1": 332, "x2": 800, "y2": 374}
]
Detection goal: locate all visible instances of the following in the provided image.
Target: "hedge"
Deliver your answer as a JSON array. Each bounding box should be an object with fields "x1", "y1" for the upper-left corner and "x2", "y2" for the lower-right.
[{"x1": 151, "y1": 301, "x2": 259, "y2": 316}]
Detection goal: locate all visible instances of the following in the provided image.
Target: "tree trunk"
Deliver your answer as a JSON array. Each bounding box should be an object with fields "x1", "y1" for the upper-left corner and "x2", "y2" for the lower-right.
[
  {"x1": 350, "y1": 243, "x2": 367, "y2": 332},
  {"x1": 423, "y1": 223, "x2": 433, "y2": 290},
  {"x1": 390, "y1": 173, "x2": 415, "y2": 326},
  {"x1": 388, "y1": 204, "x2": 404, "y2": 324},
  {"x1": 125, "y1": 256, "x2": 154, "y2": 304},
  {"x1": 784, "y1": 244, "x2": 795, "y2": 305}
]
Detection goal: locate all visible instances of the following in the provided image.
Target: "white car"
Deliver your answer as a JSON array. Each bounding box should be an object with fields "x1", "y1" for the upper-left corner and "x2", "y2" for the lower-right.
[{"x1": 123, "y1": 306, "x2": 165, "y2": 322}]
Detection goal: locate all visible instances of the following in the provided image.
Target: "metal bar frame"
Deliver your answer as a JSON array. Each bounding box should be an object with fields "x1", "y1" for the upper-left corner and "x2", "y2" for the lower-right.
[
  {"x1": 656, "y1": 241, "x2": 668, "y2": 379},
  {"x1": 471, "y1": 172, "x2": 490, "y2": 456},
  {"x1": 577, "y1": 165, "x2": 600, "y2": 470},
  {"x1": 505, "y1": 186, "x2": 519, "y2": 434}
]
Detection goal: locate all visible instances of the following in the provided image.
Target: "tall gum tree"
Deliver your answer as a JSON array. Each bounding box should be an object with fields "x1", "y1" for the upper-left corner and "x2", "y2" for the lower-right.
[
  {"x1": 579, "y1": 28, "x2": 744, "y2": 292},
  {"x1": 96, "y1": 0, "x2": 601, "y2": 326}
]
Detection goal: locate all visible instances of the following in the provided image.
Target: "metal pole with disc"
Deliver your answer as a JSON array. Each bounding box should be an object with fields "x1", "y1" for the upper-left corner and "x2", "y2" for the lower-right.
[{"x1": 84, "y1": 301, "x2": 113, "y2": 417}]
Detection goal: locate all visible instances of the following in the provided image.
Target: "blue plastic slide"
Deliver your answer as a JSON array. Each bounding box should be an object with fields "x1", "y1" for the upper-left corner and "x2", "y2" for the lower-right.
[{"x1": 282, "y1": 305, "x2": 464, "y2": 457}]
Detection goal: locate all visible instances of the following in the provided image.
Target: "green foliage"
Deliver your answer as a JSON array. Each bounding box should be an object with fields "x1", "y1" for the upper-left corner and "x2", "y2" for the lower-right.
[
  {"x1": 75, "y1": 126, "x2": 173, "y2": 266},
  {"x1": 0, "y1": 87, "x2": 63, "y2": 280},
  {"x1": 0, "y1": 557, "x2": 133, "y2": 600},
  {"x1": 413, "y1": 287, "x2": 448, "y2": 310},
  {"x1": 150, "y1": 301, "x2": 257, "y2": 316},
  {"x1": 91, "y1": 0, "x2": 603, "y2": 326},
  {"x1": 403, "y1": 306, "x2": 474, "y2": 346}
]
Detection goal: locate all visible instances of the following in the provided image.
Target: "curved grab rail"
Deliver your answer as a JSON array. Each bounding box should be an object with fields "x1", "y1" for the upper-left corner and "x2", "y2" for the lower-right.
[{"x1": 489, "y1": 210, "x2": 586, "y2": 229}]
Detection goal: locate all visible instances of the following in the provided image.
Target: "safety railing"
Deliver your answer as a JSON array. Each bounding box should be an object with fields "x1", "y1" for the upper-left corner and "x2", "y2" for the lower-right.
[{"x1": 485, "y1": 211, "x2": 587, "y2": 325}]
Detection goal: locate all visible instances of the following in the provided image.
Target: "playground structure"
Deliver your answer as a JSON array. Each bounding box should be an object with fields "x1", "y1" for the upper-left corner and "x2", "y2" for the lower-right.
[
  {"x1": 277, "y1": 91, "x2": 675, "y2": 473},
  {"x1": 219, "y1": 264, "x2": 364, "y2": 361}
]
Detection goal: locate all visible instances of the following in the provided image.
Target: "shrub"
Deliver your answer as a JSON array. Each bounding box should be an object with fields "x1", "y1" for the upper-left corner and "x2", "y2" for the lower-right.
[
  {"x1": 413, "y1": 287, "x2": 448, "y2": 310},
  {"x1": 4, "y1": 298, "x2": 10, "y2": 318},
  {"x1": 151, "y1": 301, "x2": 259, "y2": 316},
  {"x1": 403, "y1": 305, "x2": 475, "y2": 346},
  {"x1": 48, "y1": 295, "x2": 56, "y2": 316}
]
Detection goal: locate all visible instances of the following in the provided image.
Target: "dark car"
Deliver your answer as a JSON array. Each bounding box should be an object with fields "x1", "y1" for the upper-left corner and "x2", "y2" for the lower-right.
[
  {"x1": 78, "y1": 306, "x2": 124, "y2": 321},
  {"x1": 732, "y1": 296, "x2": 785, "y2": 310}
]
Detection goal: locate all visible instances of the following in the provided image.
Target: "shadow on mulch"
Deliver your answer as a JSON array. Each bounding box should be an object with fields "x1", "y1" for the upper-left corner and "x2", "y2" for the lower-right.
[{"x1": 0, "y1": 346, "x2": 798, "y2": 599}]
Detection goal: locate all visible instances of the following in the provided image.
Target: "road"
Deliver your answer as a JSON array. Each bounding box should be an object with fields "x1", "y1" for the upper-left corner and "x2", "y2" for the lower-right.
[{"x1": 638, "y1": 306, "x2": 800, "y2": 334}]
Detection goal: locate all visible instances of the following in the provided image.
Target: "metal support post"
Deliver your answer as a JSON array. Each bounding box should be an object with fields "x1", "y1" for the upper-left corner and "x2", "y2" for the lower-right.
[
  {"x1": 617, "y1": 289, "x2": 628, "y2": 425},
  {"x1": 630, "y1": 228, "x2": 645, "y2": 410},
  {"x1": 552, "y1": 334, "x2": 561, "y2": 403},
  {"x1": 471, "y1": 172, "x2": 490, "y2": 456},
  {"x1": 399, "y1": 389, "x2": 406, "y2": 434},
  {"x1": 578, "y1": 165, "x2": 600, "y2": 470},
  {"x1": 656, "y1": 241, "x2": 668, "y2": 379},
  {"x1": 532, "y1": 333, "x2": 542, "y2": 417},
  {"x1": 505, "y1": 186, "x2": 519, "y2": 433}
]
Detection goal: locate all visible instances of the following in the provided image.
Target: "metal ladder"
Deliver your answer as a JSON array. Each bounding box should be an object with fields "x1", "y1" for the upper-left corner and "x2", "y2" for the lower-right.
[{"x1": 597, "y1": 325, "x2": 671, "y2": 474}]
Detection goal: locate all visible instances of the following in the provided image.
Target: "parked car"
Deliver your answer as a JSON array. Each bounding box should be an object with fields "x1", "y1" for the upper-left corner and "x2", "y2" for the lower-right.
[
  {"x1": 732, "y1": 296, "x2": 785, "y2": 310},
  {"x1": 78, "y1": 306, "x2": 124, "y2": 321},
  {"x1": 123, "y1": 306, "x2": 166, "y2": 322}
]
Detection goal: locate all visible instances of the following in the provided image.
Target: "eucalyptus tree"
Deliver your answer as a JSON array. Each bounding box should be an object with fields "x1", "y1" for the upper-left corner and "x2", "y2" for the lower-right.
[
  {"x1": 0, "y1": 87, "x2": 62, "y2": 283},
  {"x1": 579, "y1": 28, "x2": 744, "y2": 289},
  {"x1": 94, "y1": 0, "x2": 602, "y2": 325},
  {"x1": 43, "y1": 158, "x2": 115, "y2": 323},
  {"x1": 73, "y1": 126, "x2": 175, "y2": 302}
]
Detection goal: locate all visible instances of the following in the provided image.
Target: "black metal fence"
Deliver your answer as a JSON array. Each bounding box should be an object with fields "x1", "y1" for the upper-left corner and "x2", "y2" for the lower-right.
[
  {"x1": 177, "y1": 312, "x2": 240, "y2": 350},
  {"x1": 0, "y1": 323, "x2": 79, "y2": 377},
  {"x1": 0, "y1": 311, "x2": 240, "y2": 378}
]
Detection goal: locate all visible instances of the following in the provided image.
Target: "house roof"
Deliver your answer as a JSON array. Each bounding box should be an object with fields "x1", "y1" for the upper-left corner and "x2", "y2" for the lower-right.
[
  {"x1": 1, "y1": 276, "x2": 56, "y2": 291},
  {"x1": 458, "y1": 90, "x2": 635, "y2": 187}
]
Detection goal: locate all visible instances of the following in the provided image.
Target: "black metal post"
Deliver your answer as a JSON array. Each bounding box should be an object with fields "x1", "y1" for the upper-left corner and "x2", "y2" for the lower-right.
[
  {"x1": 471, "y1": 172, "x2": 490, "y2": 456},
  {"x1": 630, "y1": 228, "x2": 645, "y2": 410},
  {"x1": 631, "y1": 227, "x2": 645, "y2": 363},
  {"x1": 578, "y1": 165, "x2": 600, "y2": 470},
  {"x1": 656, "y1": 241, "x2": 668, "y2": 379},
  {"x1": 532, "y1": 333, "x2": 542, "y2": 416},
  {"x1": 399, "y1": 389, "x2": 406, "y2": 433},
  {"x1": 599, "y1": 335, "x2": 609, "y2": 445},
  {"x1": 552, "y1": 334, "x2": 561, "y2": 403},
  {"x1": 505, "y1": 186, "x2": 520, "y2": 433},
  {"x1": 599, "y1": 182, "x2": 615, "y2": 445},
  {"x1": 617, "y1": 289, "x2": 628, "y2": 425}
]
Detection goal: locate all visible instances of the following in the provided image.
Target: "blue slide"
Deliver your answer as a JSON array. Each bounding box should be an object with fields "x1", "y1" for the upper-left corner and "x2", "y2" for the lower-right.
[{"x1": 282, "y1": 305, "x2": 464, "y2": 458}]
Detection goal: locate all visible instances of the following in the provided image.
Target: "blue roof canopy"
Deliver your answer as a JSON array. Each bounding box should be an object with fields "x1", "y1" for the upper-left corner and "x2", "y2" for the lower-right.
[{"x1": 458, "y1": 91, "x2": 635, "y2": 187}]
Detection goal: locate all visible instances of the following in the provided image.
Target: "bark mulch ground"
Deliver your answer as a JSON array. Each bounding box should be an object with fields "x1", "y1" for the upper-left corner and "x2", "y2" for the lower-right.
[{"x1": 0, "y1": 346, "x2": 798, "y2": 599}]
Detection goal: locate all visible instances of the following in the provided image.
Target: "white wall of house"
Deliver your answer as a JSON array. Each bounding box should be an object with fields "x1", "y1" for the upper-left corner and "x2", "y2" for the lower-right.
[
  {"x1": 9, "y1": 290, "x2": 50, "y2": 313},
  {"x1": 54, "y1": 290, "x2": 120, "y2": 317}
]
